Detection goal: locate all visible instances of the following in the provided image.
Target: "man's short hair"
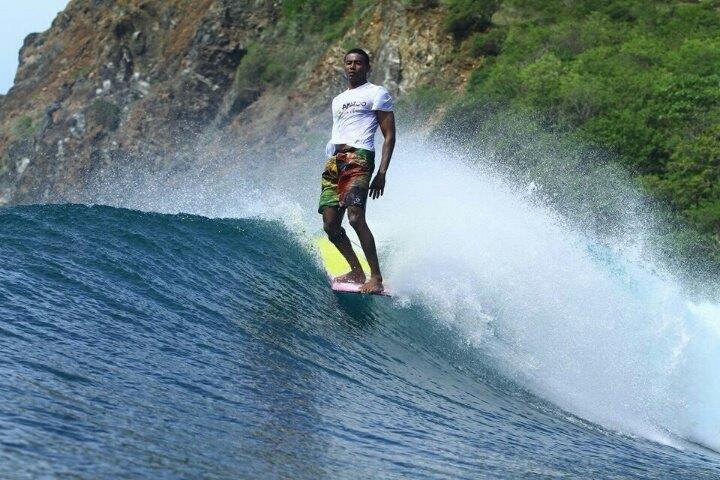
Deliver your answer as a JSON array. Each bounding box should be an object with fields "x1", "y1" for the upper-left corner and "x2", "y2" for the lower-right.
[{"x1": 344, "y1": 48, "x2": 370, "y2": 66}]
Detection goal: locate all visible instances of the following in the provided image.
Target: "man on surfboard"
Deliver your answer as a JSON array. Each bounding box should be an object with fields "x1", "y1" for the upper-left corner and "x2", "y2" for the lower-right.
[{"x1": 318, "y1": 48, "x2": 396, "y2": 294}]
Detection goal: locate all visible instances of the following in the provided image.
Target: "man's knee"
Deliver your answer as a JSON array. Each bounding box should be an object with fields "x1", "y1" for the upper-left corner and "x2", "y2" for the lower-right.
[
  {"x1": 323, "y1": 220, "x2": 338, "y2": 235},
  {"x1": 324, "y1": 223, "x2": 347, "y2": 243},
  {"x1": 347, "y1": 209, "x2": 366, "y2": 230}
]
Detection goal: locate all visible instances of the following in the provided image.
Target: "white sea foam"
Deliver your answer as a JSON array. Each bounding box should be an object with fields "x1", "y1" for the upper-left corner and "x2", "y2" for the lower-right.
[{"x1": 374, "y1": 142, "x2": 720, "y2": 452}]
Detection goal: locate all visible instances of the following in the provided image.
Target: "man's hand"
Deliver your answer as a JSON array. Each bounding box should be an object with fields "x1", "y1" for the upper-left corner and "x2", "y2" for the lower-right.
[{"x1": 369, "y1": 172, "x2": 386, "y2": 199}]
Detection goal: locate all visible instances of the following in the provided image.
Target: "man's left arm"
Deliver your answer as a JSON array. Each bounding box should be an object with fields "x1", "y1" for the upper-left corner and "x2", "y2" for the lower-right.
[{"x1": 369, "y1": 110, "x2": 396, "y2": 199}]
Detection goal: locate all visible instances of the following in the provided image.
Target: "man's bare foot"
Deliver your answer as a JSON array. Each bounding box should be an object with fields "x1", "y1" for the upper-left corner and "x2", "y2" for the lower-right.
[
  {"x1": 359, "y1": 275, "x2": 383, "y2": 294},
  {"x1": 334, "y1": 270, "x2": 366, "y2": 284}
]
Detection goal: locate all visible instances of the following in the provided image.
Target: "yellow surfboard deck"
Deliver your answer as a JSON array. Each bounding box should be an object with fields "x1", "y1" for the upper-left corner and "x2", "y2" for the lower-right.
[{"x1": 316, "y1": 237, "x2": 370, "y2": 277}]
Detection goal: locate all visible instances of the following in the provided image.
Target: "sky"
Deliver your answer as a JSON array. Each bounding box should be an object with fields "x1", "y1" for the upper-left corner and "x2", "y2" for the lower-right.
[{"x1": 0, "y1": 1, "x2": 70, "y2": 94}]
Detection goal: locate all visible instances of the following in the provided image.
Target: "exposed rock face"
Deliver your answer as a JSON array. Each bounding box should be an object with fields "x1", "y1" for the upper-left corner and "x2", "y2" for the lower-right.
[{"x1": 0, "y1": 0, "x2": 464, "y2": 205}]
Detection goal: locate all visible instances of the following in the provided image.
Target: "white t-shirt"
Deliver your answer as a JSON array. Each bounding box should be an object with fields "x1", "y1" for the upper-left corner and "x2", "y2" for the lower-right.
[{"x1": 325, "y1": 82, "x2": 394, "y2": 157}]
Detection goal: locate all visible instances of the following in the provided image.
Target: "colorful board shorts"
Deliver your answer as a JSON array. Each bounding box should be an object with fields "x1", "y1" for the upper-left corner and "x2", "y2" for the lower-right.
[{"x1": 318, "y1": 148, "x2": 375, "y2": 213}]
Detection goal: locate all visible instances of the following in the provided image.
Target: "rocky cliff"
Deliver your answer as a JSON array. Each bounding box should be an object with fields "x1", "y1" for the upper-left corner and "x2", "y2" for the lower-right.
[{"x1": 0, "y1": 0, "x2": 470, "y2": 205}]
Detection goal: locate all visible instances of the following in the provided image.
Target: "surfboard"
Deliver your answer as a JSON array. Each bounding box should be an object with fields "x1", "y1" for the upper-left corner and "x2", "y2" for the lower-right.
[{"x1": 316, "y1": 236, "x2": 390, "y2": 296}]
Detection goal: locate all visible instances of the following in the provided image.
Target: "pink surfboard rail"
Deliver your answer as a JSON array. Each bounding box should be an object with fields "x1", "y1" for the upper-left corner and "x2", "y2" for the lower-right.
[{"x1": 330, "y1": 279, "x2": 391, "y2": 297}]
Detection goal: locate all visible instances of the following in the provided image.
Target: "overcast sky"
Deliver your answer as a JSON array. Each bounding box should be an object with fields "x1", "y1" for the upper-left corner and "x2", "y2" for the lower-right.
[{"x1": 0, "y1": 1, "x2": 70, "y2": 94}]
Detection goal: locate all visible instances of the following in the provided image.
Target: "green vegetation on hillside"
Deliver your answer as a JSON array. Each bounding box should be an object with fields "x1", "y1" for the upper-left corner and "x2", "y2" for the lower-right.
[
  {"x1": 88, "y1": 99, "x2": 121, "y2": 131},
  {"x1": 12, "y1": 115, "x2": 37, "y2": 139},
  {"x1": 234, "y1": 0, "x2": 370, "y2": 95},
  {"x1": 282, "y1": 0, "x2": 355, "y2": 39},
  {"x1": 442, "y1": 0, "x2": 720, "y2": 265}
]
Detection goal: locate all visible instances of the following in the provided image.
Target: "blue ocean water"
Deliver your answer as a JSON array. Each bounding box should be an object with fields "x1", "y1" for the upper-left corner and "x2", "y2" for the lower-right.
[{"x1": 1, "y1": 204, "x2": 719, "y2": 479}]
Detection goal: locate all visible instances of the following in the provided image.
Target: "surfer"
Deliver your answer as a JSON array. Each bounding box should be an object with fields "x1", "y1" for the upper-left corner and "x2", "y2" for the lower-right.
[{"x1": 318, "y1": 48, "x2": 396, "y2": 294}]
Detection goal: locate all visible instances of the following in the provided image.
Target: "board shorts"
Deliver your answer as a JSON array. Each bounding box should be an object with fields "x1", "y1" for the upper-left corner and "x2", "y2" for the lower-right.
[{"x1": 318, "y1": 148, "x2": 375, "y2": 214}]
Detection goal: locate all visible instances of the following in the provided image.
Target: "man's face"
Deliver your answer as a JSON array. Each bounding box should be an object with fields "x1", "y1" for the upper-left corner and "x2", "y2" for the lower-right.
[{"x1": 344, "y1": 53, "x2": 368, "y2": 81}]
